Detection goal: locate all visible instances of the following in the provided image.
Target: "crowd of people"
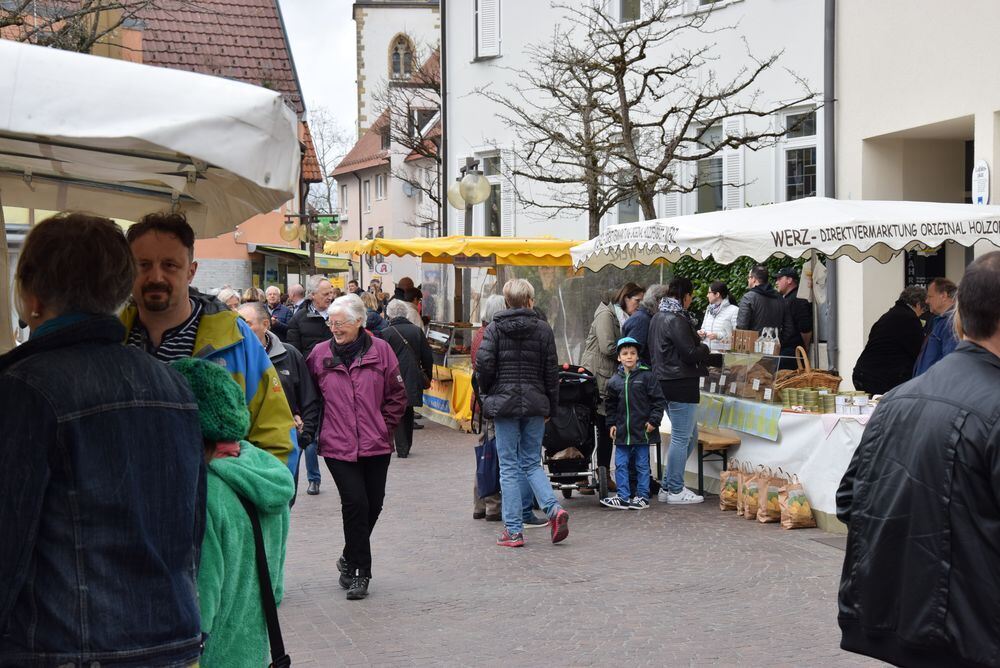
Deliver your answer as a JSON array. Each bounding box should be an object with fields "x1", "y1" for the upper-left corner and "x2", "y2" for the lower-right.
[{"x1": 0, "y1": 211, "x2": 434, "y2": 666}]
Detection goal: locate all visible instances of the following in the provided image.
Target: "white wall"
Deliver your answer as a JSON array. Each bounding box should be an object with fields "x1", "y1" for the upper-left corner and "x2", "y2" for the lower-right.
[
  {"x1": 355, "y1": 3, "x2": 440, "y2": 136},
  {"x1": 444, "y1": 0, "x2": 825, "y2": 240}
]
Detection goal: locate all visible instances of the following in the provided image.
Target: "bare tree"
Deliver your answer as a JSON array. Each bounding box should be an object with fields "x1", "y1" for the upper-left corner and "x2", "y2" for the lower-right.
[
  {"x1": 371, "y1": 46, "x2": 441, "y2": 234},
  {"x1": 480, "y1": 0, "x2": 816, "y2": 234},
  {"x1": 305, "y1": 106, "x2": 353, "y2": 214},
  {"x1": 2, "y1": 0, "x2": 189, "y2": 53},
  {"x1": 478, "y1": 27, "x2": 629, "y2": 239}
]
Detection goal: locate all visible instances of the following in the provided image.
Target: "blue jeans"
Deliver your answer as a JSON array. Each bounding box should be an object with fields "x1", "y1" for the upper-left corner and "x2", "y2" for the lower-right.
[
  {"x1": 664, "y1": 401, "x2": 699, "y2": 493},
  {"x1": 305, "y1": 440, "x2": 321, "y2": 484},
  {"x1": 615, "y1": 444, "x2": 651, "y2": 500},
  {"x1": 494, "y1": 416, "x2": 562, "y2": 534}
]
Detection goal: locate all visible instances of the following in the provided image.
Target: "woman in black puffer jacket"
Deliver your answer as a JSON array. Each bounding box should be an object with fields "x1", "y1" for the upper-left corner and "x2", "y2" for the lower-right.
[
  {"x1": 475, "y1": 279, "x2": 569, "y2": 548},
  {"x1": 648, "y1": 276, "x2": 710, "y2": 506}
]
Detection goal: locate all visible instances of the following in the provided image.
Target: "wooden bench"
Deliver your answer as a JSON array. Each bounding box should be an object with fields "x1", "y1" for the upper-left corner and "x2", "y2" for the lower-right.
[{"x1": 655, "y1": 426, "x2": 741, "y2": 496}]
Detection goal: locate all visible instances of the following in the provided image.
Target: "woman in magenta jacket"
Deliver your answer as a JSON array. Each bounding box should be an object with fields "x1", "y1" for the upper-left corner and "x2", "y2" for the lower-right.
[{"x1": 307, "y1": 293, "x2": 407, "y2": 601}]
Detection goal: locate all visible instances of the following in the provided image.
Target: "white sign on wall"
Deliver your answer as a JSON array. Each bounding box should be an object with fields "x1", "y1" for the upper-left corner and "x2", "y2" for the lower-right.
[
  {"x1": 972, "y1": 159, "x2": 990, "y2": 205},
  {"x1": 374, "y1": 261, "x2": 392, "y2": 275}
]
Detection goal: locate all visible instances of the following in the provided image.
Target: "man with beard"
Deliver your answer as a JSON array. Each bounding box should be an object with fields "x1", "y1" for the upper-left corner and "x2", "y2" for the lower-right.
[{"x1": 122, "y1": 212, "x2": 295, "y2": 464}]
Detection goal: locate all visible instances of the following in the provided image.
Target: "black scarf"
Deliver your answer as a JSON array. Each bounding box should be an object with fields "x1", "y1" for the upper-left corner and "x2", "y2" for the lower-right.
[{"x1": 333, "y1": 330, "x2": 368, "y2": 367}]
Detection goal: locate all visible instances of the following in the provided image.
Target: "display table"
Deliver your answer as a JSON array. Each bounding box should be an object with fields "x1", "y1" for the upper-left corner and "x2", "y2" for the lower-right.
[
  {"x1": 421, "y1": 364, "x2": 473, "y2": 432},
  {"x1": 662, "y1": 409, "x2": 868, "y2": 533}
]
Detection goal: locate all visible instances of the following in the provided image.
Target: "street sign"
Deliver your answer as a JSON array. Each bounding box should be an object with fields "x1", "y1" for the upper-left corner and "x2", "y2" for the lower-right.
[
  {"x1": 374, "y1": 261, "x2": 392, "y2": 274},
  {"x1": 972, "y1": 159, "x2": 990, "y2": 204}
]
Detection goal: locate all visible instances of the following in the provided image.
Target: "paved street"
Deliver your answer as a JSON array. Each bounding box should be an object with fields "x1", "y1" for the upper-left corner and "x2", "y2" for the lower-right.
[{"x1": 281, "y1": 420, "x2": 878, "y2": 667}]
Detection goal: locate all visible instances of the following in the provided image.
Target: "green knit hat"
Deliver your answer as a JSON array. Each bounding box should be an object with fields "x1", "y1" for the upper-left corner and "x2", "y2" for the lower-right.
[{"x1": 171, "y1": 357, "x2": 250, "y2": 442}]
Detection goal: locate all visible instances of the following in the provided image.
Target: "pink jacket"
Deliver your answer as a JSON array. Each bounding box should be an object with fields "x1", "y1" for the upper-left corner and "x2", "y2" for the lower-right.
[{"x1": 307, "y1": 332, "x2": 408, "y2": 462}]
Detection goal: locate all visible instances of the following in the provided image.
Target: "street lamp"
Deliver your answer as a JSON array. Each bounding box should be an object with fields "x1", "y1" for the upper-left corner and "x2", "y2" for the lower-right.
[{"x1": 447, "y1": 157, "x2": 491, "y2": 321}]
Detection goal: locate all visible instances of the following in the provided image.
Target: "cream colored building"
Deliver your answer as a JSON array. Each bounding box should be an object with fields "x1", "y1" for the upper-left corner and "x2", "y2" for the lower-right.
[{"x1": 835, "y1": 0, "x2": 1000, "y2": 381}]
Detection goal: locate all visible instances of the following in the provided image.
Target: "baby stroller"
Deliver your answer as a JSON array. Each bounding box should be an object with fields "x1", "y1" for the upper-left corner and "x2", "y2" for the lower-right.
[{"x1": 542, "y1": 365, "x2": 608, "y2": 500}]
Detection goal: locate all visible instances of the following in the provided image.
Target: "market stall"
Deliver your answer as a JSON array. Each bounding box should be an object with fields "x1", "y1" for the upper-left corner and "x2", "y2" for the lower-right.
[
  {"x1": 325, "y1": 235, "x2": 582, "y2": 430},
  {"x1": 0, "y1": 39, "x2": 300, "y2": 352},
  {"x1": 573, "y1": 196, "x2": 1000, "y2": 530}
]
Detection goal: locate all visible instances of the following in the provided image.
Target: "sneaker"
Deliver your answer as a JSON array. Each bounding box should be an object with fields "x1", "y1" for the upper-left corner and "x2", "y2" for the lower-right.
[
  {"x1": 600, "y1": 496, "x2": 629, "y2": 510},
  {"x1": 307, "y1": 481, "x2": 320, "y2": 495},
  {"x1": 346, "y1": 571, "x2": 370, "y2": 600},
  {"x1": 337, "y1": 556, "x2": 351, "y2": 589},
  {"x1": 628, "y1": 497, "x2": 650, "y2": 510},
  {"x1": 657, "y1": 488, "x2": 670, "y2": 503},
  {"x1": 523, "y1": 514, "x2": 550, "y2": 529},
  {"x1": 550, "y1": 508, "x2": 569, "y2": 544},
  {"x1": 497, "y1": 530, "x2": 524, "y2": 547},
  {"x1": 666, "y1": 487, "x2": 704, "y2": 505}
]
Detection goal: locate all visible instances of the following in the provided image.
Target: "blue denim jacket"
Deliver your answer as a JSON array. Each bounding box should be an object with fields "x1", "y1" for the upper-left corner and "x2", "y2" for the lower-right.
[{"x1": 0, "y1": 315, "x2": 206, "y2": 667}]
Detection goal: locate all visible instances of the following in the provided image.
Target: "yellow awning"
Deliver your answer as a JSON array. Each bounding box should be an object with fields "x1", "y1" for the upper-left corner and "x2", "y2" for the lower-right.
[
  {"x1": 323, "y1": 236, "x2": 581, "y2": 267},
  {"x1": 253, "y1": 244, "x2": 352, "y2": 272}
]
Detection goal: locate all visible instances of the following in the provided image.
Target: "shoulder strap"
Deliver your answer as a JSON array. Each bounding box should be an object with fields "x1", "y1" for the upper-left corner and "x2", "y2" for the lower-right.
[
  {"x1": 237, "y1": 495, "x2": 290, "y2": 668},
  {"x1": 388, "y1": 325, "x2": 413, "y2": 352}
]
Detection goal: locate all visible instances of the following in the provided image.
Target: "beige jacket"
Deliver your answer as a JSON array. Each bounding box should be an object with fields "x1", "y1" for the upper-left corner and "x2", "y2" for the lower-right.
[{"x1": 580, "y1": 302, "x2": 621, "y2": 415}]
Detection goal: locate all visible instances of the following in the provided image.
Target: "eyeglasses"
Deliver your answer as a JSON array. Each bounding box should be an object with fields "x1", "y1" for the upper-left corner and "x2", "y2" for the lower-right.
[{"x1": 330, "y1": 320, "x2": 355, "y2": 329}]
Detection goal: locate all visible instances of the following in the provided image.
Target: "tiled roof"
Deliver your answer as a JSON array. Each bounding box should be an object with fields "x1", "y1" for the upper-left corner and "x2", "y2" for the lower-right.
[
  {"x1": 331, "y1": 111, "x2": 389, "y2": 177},
  {"x1": 300, "y1": 121, "x2": 323, "y2": 183},
  {"x1": 137, "y1": 0, "x2": 305, "y2": 115}
]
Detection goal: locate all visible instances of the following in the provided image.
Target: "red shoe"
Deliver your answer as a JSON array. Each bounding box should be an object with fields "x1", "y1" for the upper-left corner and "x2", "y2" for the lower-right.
[
  {"x1": 550, "y1": 508, "x2": 569, "y2": 544},
  {"x1": 497, "y1": 530, "x2": 524, "y2": 547}
]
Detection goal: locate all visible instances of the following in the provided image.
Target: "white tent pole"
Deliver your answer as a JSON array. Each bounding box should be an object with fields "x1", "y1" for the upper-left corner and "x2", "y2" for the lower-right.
[{"x1": 0, "y1": 191, "x2": 15, "y2": 354}]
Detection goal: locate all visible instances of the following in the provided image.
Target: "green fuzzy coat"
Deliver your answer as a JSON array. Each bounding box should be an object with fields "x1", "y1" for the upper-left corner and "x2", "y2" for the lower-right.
[{"x1": 199, "y1": 442, "x2": 294, "y2": 667}]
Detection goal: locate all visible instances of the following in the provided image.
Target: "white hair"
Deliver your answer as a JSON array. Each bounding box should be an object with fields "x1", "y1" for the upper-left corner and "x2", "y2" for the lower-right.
[
  {"x1": 328, "y1": 293, "x2": 366, "y2": 323},
  {"x1": 217, "y1": 288, "x2": 240, "y2": 304},
  {"x1": 265, "y1": 285, "x2": 281, "y2": 296},
  {"x1": 480, "y1": 294, "x2": 507, "y2": 324},
  {"x1": 385, "y1": 299, "x2": 409, "y2": 320},
  {"x1": 305, "y1": 275, "x2": 330, "y2": 297}
]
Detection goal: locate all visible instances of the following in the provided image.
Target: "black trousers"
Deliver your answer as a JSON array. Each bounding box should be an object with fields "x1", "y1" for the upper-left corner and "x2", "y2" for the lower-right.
[
  {"x1": 596, "y1": 420, "x2": 613, "y2": 469},
  {"x1": 325, "y1": 454, "x2": 391, "y2": 574},
  {"x1": 394, "y1": 406, "x2": 415, "y2": 456}
]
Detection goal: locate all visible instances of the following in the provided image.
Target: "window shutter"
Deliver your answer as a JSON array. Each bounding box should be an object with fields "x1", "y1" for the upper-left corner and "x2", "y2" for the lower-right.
[
  {"x1": 476, "y1": 0, "x2": 501, "y2": 58},
  {"x1": 661, "y1": 131, "x2": 680, "y2": 217},
  {"x1": 500, "y1": 149, "x2": 515, "y2": 237},
  {"x1": 722, "y1": 116, "x2": 745, "y2": 210}
]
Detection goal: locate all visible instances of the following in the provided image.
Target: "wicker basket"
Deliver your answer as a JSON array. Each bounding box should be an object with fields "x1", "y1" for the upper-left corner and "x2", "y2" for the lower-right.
[{"x1": 774, "y1": 346, "x2": 841, "y2": 397}]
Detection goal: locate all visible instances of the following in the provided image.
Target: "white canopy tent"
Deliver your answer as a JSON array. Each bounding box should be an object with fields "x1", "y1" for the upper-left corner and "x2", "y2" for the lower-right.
[
  {"x1": 0, "y1": 40, "x2": 301, "y2": 352},
  {"x1": 571, "y1": 197, "x2": 1000, "y2": 271}
]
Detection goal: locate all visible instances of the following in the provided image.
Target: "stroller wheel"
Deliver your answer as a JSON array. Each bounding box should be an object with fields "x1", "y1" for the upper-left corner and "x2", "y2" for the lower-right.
[
  {"x1": 597, "y1": 466, "x2": 609, "y2": 499},
  {"x1": 561, "y1": 488, "x2": 573, "y2": 499}
]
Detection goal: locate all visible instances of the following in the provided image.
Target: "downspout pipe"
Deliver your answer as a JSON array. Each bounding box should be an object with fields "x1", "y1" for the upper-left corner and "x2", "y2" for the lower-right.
[
  {"x1": 355, "y1": 172, "x2": 364, "y2": 287},
  {"x1": 824, "y1": 0, "x2": 838, "y2": 372},
  {"x1": 440, "y1": 0, "x2": 448, "y2": 238}
]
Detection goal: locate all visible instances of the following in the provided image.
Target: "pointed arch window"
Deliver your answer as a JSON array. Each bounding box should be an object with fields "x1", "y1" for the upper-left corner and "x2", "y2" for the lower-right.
[{"x1": 390, "y1": 35, "x2": 414, "y2": 79}]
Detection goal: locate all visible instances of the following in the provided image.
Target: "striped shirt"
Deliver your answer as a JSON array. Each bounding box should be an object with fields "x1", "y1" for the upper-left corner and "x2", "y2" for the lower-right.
[{"x1": 126, "y1": 298, "x2": 203, "y2": 363}]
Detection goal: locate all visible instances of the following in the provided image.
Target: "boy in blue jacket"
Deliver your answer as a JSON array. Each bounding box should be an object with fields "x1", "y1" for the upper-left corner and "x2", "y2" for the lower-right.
[{"x1": 602, "y1": 337, "x2": 666, "y2": 510}]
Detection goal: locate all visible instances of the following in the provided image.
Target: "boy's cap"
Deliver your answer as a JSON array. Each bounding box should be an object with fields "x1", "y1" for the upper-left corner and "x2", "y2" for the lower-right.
[{"x1": 616, "y1": 336, "x2": 640, "y2": 353}]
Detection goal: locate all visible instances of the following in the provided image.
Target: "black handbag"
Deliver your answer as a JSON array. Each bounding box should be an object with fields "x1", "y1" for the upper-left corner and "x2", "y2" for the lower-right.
[{"x1": 237, "y1": 495, "x2": 291, "y2": 668}]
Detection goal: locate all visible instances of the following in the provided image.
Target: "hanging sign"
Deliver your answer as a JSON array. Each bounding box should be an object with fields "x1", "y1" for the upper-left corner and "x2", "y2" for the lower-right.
[{"x1": 972, "y1": 160, "x2": 990, "y2": 204}]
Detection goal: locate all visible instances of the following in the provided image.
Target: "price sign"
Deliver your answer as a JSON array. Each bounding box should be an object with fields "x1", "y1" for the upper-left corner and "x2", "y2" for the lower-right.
[
  {"x1": 752, "y1": 379, "x2": 761, "y2": 391},
  {"x1": 719, "y1": 374, "x2": 728, "y2": 386},
  {"x1": 729, "y1": 382, "x2": 737, "y2": 394},
  {"x1": 699, "y1": 377, "x2": 705, "y2": 388},
  {"x1": 710, "y1": 382, "x2": 717, "y2": 394},
  {"x1": 763, "y1": 388, "x2": 773, "y2": 401}
]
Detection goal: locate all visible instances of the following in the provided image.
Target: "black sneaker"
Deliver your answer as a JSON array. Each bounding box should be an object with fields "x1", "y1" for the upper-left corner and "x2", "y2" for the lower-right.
[
  {"x1": 628, "y1": 497, "x2": 650, "y2": 510},
  {"x1": 522, "y1": 514, "x2": 549, "y2": 529},
  {"x1": 338, "y1": 556, "x2": 351, "y2": 589},
  {"x1": 600, "y1": 496, "x2": 629, "y2": 510},
  {"x1": 346, "y1": 571, "x2": 370, "y2": 600}
]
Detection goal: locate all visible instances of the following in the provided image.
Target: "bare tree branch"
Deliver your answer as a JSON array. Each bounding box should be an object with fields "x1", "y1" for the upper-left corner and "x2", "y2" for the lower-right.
[{"x1": 304, "y1": 106, "x2": 353, "y2": 215}]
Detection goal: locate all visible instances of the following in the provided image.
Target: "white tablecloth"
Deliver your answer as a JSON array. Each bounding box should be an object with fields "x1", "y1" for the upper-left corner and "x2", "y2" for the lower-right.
[{"x1": 661, "y1": 412, "x2": 867, "y2": 516}]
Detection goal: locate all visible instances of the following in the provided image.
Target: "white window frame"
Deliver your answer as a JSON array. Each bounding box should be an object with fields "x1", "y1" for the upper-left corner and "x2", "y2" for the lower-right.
[
  {"x1": 691, "y1": 125, "x2": 724, "y2": 214},
  {"x1": 684, "y1": 0, "x2": 744, "y2": 14},
  {"x1": 375, "y1": 174, "x2": 386, "y2": 200},
  {"x1": 776, "y1": 106, "x2": 820, "y2": 203},
  {"x1": 475, "y1": 150, "x2": 502, "y2": 237},
  {"x1": 362, "y1": 179, "x2": 372, "y2": 212},
  {"x1": 474, "y1": 0, "x2": 501, "y2": 60},
  {"x1": 340, "y1": 184, "x2": 349, "y2": 215}
]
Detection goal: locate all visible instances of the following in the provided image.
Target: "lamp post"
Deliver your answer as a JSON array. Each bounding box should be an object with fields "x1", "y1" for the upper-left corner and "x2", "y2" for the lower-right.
[
  {"x1": 280, "y1": 212, "x2": 341, "y2": 275},
  {"x1": 447, "y1": 156, "x2": 491, "y2": 321}
]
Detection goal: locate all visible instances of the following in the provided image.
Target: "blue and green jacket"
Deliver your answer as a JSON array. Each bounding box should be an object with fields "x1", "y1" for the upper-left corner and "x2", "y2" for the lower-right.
[
  {"x1": 122, "y1": 290, "x2": 296, "y2": 464},
  {"x1": 604, "y1": 364, "x2": 665, "y2": 446}
]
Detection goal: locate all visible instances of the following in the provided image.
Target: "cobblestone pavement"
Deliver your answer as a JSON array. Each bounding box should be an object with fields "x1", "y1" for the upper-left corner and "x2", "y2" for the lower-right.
[{"x1": 280, "y1": 420, "x2": 879, "y2": 667}]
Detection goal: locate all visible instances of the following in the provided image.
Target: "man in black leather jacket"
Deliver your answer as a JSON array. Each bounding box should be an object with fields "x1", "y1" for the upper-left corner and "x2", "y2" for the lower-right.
[
  {"x1": 736, "y1": 265, "x2": 795, "y2": 344},
  {"x1": 836, "y1": 251, "x2": 1000, "y2": 667}
]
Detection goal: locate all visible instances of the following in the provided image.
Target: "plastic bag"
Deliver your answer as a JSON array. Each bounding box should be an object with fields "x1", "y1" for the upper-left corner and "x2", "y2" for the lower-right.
[
  {"x1": 779, "y1": 474, "x2": 817, "y2": 529},
  {"x1": 719, "y1": 458, "x2": 740, "y2": 511}
]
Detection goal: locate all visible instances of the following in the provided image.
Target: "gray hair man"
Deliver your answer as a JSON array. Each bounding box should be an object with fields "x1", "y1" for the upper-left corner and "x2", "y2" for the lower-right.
[
  {"x1": 238, "y1": 301, "x2": 320, "y2": 504},
  {"x1": 264, "y1": 285, "x2": 293, "y2": 340}
]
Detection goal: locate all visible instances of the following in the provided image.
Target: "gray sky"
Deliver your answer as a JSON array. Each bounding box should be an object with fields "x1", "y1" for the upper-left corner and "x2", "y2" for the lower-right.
[{"x1": 279, "y1": 0, "x2": 358, "y2": 134}]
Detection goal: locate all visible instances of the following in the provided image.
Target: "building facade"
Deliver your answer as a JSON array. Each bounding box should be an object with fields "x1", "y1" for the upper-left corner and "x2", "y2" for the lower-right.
[{"x1": 835, "y1": 0, "x2": 1000, "y2": 381}]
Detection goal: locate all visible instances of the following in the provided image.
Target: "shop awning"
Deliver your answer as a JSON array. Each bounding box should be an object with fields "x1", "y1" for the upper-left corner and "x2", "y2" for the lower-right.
[
  {"x1": 571, "y1": 197, "x2": 1000, "y2": 271},
  {"x1": 324, "y1": 235, "x2": 581, "y2": 267},
  {"x1": 253, "y1": 244, "x2": 352, "y2": 272}
]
